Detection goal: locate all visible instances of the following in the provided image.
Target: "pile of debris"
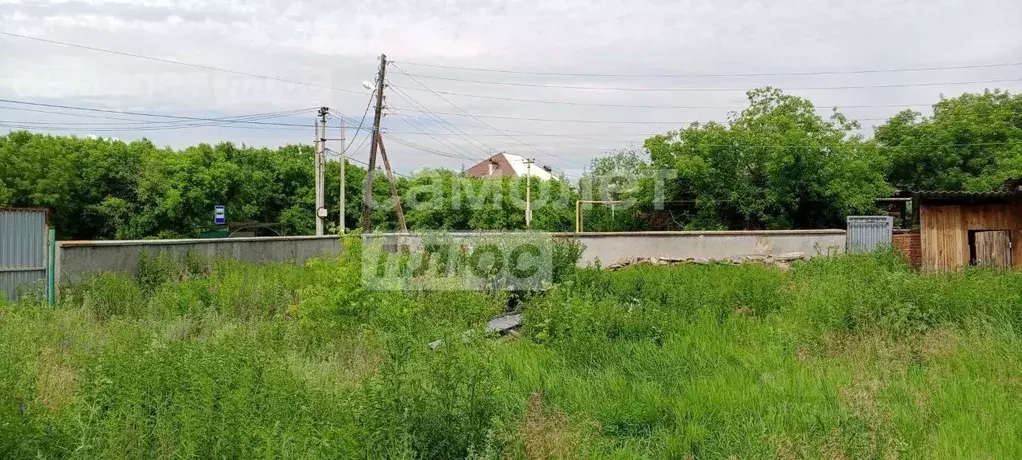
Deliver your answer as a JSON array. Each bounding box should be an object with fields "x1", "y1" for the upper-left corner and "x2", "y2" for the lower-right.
[
  {"x1": 429, "y1": 312, "x2": 522, "y2": 350},
  {"x1": 603, "y1": 252, "x2": 807, "y2": 271}
]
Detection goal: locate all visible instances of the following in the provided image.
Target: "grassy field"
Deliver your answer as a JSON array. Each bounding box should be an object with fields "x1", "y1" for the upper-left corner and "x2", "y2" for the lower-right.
[{"x1": 2, "y1": 241, "x2": 1022, "y2": 459}]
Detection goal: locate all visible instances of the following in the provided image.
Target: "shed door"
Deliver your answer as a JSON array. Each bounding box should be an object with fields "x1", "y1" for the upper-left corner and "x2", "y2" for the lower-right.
[{"x1": 973, "y1": 231, "x2": 1012, "y2": 268}]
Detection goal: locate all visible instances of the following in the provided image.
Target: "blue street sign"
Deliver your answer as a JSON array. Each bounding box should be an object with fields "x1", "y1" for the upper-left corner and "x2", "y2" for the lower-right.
[{"x1": 214, "y1": 205, "x2": 226, "y2": 225}]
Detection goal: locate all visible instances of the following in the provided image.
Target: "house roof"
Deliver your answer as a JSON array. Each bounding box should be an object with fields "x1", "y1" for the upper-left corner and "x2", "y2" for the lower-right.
[
  {"x1": 500, "y1": 153, "x2": 557, "y2": 181},
  {"x1": 465, "y1": 153, "x2": 558, "y2": 181},
  {"x1": 911, "y1": 190, "x2": 1013, "y2": 199}
]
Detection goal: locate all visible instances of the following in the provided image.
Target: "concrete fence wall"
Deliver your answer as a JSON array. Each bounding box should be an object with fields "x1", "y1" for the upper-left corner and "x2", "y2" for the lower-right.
[
  {"x1": 570, "y1": 230, "x2": 846, "y2": 266},
  {"x1": 57, "y1": 236, "x2": 342, "y2": 285},
  {"x1": 55, "y1": 230, "x2": 846, "y2": 284}
]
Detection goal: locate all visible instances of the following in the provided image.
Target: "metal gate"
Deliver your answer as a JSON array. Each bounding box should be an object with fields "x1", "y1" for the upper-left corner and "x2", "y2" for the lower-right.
[
  {"x1": 0, "y1": 208, "x2": 50, "y2": 302},
  {"x1": 847, "y1": 216, "x2": 894, "y2": 253}
]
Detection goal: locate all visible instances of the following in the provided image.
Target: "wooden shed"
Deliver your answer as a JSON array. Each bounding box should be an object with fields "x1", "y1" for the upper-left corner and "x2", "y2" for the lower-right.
[{"x1": 917, "y1": 188, "x2": 1022, "y2": 271}]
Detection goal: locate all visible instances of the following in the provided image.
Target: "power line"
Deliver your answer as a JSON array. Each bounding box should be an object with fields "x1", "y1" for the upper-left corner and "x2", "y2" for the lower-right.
[
  {"x1": 386, "y1": 134, "x2": 581, "y2": 179},
  {"x1": 0, "y1": 31, "x2": 366, "y2": 96},
  {"x1": 386, "y1": 135, "x2": 481, "y2": 161},
  {"x1": 390, "y1": 63, "x2": 586, "y2": 168},
  {"x1": 0, "y1": 120, "x2": 309, "y2": 132},
  {"x1": 393, "y1": 73, "x2": 1022, "y2": 92},
  {"x1": 340, "y1": 93, "x2": 376, "y2": 156},
  {"x1": 386, "y1": 86, "x2": 945, "y2": 110},
  {"x1": 387, "y1": 109, "x2": 485, "y2": 161},
  {"x1": 343, "y1": 125, "x2": 374, "y2": 157},
  {"x1": 595, "y1": 139, "x2": 1022, "y2": 150},
  {"x1": 0, "y1": 99, "x2": 316, "y2": 128},
  {"x1": 0, "y1": 106, "x2": 314, "y2": 127},
  {"x1": 375, "y1": 129, "x2": 646, "y2": 141},
  {"x1": 392, "y1": 60, "x2": 1022, "y2": 78},
  {"x1": 327, "y1": 147, "x2": 412, "y2": 178},
  {"x1": 387, "y1": 86, "x2": 496, "y2": 158},
  {"x1": 387, "y1": 105, "x2": 891, "y2": 125}
]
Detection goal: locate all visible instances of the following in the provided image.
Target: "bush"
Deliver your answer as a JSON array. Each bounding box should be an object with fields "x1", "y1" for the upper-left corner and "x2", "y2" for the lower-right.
[{"x1": 359, "y1": 335, "x2": 501, "y2": 459}]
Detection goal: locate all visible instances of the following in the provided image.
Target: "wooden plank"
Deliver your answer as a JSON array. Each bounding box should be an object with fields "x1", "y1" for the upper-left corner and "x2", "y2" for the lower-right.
[
  {"x1": 921, "y1": 205, "x2": 937, "y2": 270},
  {"x1": 975, "y1": 231, "x2": 1012, "y2": 267}
]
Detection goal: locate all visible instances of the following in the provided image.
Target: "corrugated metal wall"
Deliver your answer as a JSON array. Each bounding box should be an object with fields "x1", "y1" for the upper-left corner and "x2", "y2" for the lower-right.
[
  {"x1": 847, "y1": 216, "x2": 893, "y2": 253},
  {"x1": 0, "y1": 209, "x2": 48, "y2": 302}
]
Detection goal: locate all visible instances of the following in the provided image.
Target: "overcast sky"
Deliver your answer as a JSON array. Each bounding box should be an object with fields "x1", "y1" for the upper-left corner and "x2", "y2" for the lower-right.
[{"x1": 2, "y1": 0, "x2": 1021, "y2": 177}]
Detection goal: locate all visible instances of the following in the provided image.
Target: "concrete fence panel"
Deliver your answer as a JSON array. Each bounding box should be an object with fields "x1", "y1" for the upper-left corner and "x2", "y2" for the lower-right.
[
  {"x1": 55, "y1": 230, "x2": 847, "y2": 286},
  {"x1": 57, "y1": 236, "x2": 342, "y2": 285},
  {"x1": 568, "y1": 230, "x2": 846, "y2": 266}
]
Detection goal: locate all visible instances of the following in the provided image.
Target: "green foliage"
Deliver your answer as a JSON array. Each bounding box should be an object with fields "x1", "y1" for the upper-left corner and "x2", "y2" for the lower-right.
[
  {"x1": 5, "y1": 252, "x2": 1022, "y2": 458},
  {"x1": 0, "y1": 133, "x2": 400, "y2": 239},
  {"x1": 645, "y1": 87, "x2": 892, "y2": 229},
  {"x1": 402, "y1": 169, "x2": 576, "y2": 232},
  {"x1": 551, "y1": 238, "x2": 585, "y2": 284},
  {"x1": 577, "y1": 150, "x2": 660, "y2": 232},
  {"x1": 5, "y1": 88, "x2": 1022, "y2": 236},
  {"x1": 878, "y1": 90, "x2": 1022, "y2": 191},
  {"x1": 360, "y1": 335, "x2": 500, "y2": 459},
  {"x1": 0, "y1": 177, "x2": 12, "y2": 206}
]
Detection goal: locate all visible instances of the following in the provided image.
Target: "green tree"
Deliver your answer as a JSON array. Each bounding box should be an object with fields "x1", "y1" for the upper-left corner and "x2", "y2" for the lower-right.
[
  {"x1": 577, "y1": 150, "x2": 659, "y2": 232},
  {"x1": 0, "y1": 132, "x2": 148, "y2": 239},
  {"x1": 0, "y1": 178, "x2": 11, "y2": 206},
  {"x1": 877, "y1": 90, "x2": 1022, "y2": 191},
  {"x1": 645, "y1": 87, "x2": 890, "y2": 230}
]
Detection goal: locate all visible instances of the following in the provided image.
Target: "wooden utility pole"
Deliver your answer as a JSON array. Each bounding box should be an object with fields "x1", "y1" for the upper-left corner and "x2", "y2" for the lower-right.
[
  {"x1": 361, "y1": 54, "x2": 387, "y2": 232},
  {"x1": 315, "y1": 106, "x2": 329, "y2": 236},
  {"x1": 524, "y1": 158, "x2": 534, "y2": 228},
  {"x1": 339, "y1": 118, "x2": 346, "y2": 234},
  {"x1": 376, "y1": 132, "x2": 407, "y2": 232}
]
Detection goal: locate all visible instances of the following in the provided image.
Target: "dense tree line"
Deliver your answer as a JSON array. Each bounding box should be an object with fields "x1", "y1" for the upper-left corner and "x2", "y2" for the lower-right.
[{"x1": 1, "y1": 88, "x2": 1019, "y2": 239}]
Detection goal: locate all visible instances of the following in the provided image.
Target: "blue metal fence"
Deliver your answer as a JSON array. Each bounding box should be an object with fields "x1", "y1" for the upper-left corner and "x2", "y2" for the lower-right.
[
  {"x1": 847, "y1": 216, "x2": 894, "y2": 253},
  {"x1": 0, "y1": 208, "x2": 49, "y2": 302}
]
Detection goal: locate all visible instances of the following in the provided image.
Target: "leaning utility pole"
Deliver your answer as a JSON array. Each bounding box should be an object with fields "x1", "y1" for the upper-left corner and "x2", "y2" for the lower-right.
[
  {"x1": 361, "y1": 54, "x2": 387, "y2": 233},
  {"x1": 339, "y1": 118, "x2": 346, "y2": 234},
  {"x1": 315, "y1": 106, "x2": 329, "y2": 236},
  {"x1": 376, "y1": 132, "x2": 407, "y2": 232}
]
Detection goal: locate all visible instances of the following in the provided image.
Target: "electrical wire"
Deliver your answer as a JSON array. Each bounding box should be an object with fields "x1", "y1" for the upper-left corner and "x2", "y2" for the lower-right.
[
  {"x1": 0, "y1": 31, "x2": 367, "y2": 96},
  {"x1": 385, "y1": 135, "x2": 481, "y2": 161},
  {"x1": 339, "y1": 93, "x2": 376, "y2": 157},
  {"x1": 0, "y1": 106, "x2": 315, "y2": 128},
  {"x1": 387, "y1": 109, "x2": 486, "y2": 162},
  {"x1": 390, "y1": 63, "x2": 586, "y2": 168},
  {"x1": 386, "y1": 105, "x2": 891, "y2": 125},
  {"x1": 327, "y1": 147, "x2": 412, "y2": 178},
  {"x1": 387, "y1": 86, "x2": 496, "y2": 158},
  {"x1": 386, "y1": 86, "x2": 945, "y2": 110},
  {"x1": 0, "y1": 99, "x2": 316, "y2": 129},
  {"x1": 393, "y1": 73, "x2": 1022, "y2": 92},
  {"x1": 386, "y1": 134, "x2": 581, "y2": 179},
  {"x1": 391, "y1": 60, "x2": 1022, "y2": 78}
]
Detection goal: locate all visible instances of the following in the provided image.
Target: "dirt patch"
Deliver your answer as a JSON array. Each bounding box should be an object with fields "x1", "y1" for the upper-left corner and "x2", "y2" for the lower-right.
[
  {"x1": 820, "y1": 428, "x2": 851, "y2": 460},
  {"x1": 35, "y1": 347, "x2": 79, "y2": 414},
  {"x1": 734, "y1": 305, "x2": 754, "y2": 317},
  {"x1": 917, "y1": 327, "x2": 957, "y2": 359},
  {"x1": 838, "y1": 378, "x2": 884, "y2": 423},
  {"x1": 289, "y1": 335, "x2": 381, "y2": 393},
  {"x1": 519, "y1": 392, "x2": 581, "y2": 460}
]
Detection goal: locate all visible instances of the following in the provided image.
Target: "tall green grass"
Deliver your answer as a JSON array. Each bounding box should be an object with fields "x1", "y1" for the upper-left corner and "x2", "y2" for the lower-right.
[{"x1": 2, "y1": 248, "x2": 1021, "y2": 459}]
